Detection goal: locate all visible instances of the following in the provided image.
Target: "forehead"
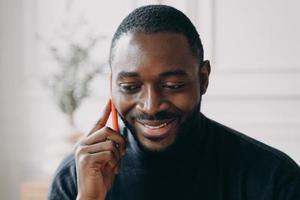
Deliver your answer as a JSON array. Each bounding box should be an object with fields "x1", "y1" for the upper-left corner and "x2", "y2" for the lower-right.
[{"x1": 111, "y1": 32, "x2": 198, "y2": 79}]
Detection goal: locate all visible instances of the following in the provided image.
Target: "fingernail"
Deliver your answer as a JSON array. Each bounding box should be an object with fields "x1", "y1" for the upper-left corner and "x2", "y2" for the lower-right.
[
  {"x1": 114, "y1": 166, "x2": 119, "y2": 174},
  {"x1": 121, "y1": 151, "x2": 126, "y2": 157}
]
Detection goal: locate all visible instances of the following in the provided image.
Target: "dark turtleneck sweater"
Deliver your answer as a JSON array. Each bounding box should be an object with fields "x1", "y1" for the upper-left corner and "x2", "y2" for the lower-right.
[{"x1": 48, "y1": 113, "x2": 300, "y2": 200}]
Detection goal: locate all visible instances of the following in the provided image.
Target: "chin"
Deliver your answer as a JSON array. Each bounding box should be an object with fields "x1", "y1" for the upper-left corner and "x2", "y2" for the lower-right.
[
  {"x1": 138, "y1": 139, "x2": 175, "y2": 153},
  {"x1": 135, "y1": 131, "x2": 178, "y2": 153}
]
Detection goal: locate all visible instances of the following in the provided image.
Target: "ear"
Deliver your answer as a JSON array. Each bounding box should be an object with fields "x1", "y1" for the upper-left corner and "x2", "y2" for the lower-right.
[{"x1": 199, "y1": 60, "x2": 211, "y2": 95}]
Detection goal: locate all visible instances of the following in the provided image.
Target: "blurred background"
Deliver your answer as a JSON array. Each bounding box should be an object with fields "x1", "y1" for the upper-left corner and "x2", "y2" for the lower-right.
[{"x1": 0, "y1": 0, "x2": 299, "y2": 199}]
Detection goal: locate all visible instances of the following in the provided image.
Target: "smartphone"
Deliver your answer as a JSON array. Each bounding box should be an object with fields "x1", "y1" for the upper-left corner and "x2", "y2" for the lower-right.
[
  {"x1": 110, "y1": 73, "x2": 119, "y2": 133},
  {"x1": 111, "y1": 100, "x2": 119, "y2": 132}
]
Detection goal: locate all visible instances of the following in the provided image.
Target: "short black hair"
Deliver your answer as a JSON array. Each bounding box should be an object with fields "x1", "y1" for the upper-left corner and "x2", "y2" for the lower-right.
[{"x1": 109, "y1": 4, "x2": 204, "y2": 66}]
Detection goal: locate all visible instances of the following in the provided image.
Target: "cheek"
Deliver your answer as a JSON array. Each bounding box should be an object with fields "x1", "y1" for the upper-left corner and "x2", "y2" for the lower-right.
[
  {"x1": 170, "y1": 81, "x2": 201, "y2": 113},
  {"x1": 169, "y1": 91, "x2": 200, "y2": 113},
  {"x1": 112, "y1": 91, "x2": 136, "y2": 118}
]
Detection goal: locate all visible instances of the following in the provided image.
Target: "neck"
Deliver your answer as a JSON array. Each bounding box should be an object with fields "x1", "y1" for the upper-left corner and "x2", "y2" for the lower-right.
[{"x1": 125, "y1": 112, "x2": 204, "y2": 172}]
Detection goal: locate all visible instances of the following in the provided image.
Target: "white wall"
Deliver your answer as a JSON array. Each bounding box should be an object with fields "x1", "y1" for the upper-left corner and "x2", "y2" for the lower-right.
[
  {"x1": 0, "y1": 0, "x2": 299, "y2": 199},
  {"x1": 201, "y1": 0, "x2": 300, "y2": 162}
]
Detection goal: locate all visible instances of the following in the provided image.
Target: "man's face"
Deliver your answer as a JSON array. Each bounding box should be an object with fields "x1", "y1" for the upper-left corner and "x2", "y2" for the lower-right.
[{"x1": 111, "y1": 32, "x2": 208, "y2": 152}]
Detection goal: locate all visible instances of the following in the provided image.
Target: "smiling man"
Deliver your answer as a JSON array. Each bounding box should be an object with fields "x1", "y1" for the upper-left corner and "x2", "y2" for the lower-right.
[
  {"x1": 111, "y1": 31, "x2": 205, "y2": 153},
  {"x1": 48, "y1": 5, "x2": 300, "y2": 200}
]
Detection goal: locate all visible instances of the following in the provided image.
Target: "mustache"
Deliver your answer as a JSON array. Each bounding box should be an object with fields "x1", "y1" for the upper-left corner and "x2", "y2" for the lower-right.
[{"x1": 134, "y1": 111, "x2": 181, "y2": 121}]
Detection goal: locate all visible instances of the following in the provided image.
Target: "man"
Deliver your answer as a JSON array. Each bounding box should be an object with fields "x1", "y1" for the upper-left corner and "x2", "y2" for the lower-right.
[{"x1": 48, "y1": 5, "x2": 300, "y2": 200}]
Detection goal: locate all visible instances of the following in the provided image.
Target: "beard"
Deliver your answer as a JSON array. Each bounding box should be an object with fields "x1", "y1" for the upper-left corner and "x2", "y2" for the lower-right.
[{"x1": 119, "y1": 100, "x2": 201, "y2": 154}]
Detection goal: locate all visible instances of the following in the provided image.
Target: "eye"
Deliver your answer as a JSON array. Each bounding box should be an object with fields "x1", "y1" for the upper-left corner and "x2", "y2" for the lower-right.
[
  {"x1": 119, "y1": 83, "x2": 141, "y2": 93},
  {"x1": 162, "y1": 82, "x2": 186, "y2": 90}
]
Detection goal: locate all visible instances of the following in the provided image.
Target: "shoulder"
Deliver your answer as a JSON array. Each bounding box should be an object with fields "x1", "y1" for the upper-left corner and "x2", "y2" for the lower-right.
[
  {"x1": 48, "y1": 154, "x2": 77, "y2": 200},
  {"x1": 200, "y1": 114, "x2": 300, "y2": 197},
  {"x1": 55, "y1": 154, "x2": 77, "y2": 178},
  {"x1": 202, "y1": 113, "x2": 299, "y2": 169},
  {"x1": 202, "y1": 114, "x2": 299, "y2": 173}
]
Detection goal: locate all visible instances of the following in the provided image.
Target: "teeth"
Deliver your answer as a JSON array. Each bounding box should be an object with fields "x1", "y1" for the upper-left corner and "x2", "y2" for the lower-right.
[{"x1": 143, "y1": 122, "x2": 168, "y2": 129}]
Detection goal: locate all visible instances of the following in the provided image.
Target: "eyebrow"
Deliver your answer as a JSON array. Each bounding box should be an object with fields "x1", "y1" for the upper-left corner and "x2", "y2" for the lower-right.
[
  {"x1": 117, "y1": 71, "x2": 139, "y2": 80},
  {"x1": 159, "y1": 69, "x2": 189, "y2": 78},
  {"x1": 117, "y1": 69, "x2": 188, "y2": 80}
]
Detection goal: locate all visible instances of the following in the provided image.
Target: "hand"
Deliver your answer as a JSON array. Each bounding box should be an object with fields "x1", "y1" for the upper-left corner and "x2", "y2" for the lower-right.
[{"x1": 75, "y1": 100, "x2": 126, "y2": 200}]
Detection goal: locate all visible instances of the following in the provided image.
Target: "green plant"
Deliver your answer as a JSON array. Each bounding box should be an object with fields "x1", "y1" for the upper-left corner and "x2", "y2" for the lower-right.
[{"x1": 40, "y1": 24, "x2": 107, "y2": 124}]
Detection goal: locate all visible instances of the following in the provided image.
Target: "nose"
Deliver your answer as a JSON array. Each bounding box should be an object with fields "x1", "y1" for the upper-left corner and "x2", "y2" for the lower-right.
[{"x1": 136, "y1": 85, "x2": 169, "y2": 115}]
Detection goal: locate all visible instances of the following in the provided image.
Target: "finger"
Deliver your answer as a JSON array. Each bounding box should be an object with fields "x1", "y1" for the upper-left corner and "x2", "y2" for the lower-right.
[
  {"x1": 84, "y1": 127, "x2": 126, "y2": 153},
  {"x1": 78, "y1": 150, "x2": 118, "y2": 170},
  {"x1": 78, "y1": 140, "x2": 121, "y2": 162},
  {"x1": 106, "y1": 133, "x2": 127, "y2": 157},
  {"x1": 93, "y1": 151, "x2": 118, "y2": 170},
  {"x1": 88, "y1": 100, "x2": 111, "y2": 135}
]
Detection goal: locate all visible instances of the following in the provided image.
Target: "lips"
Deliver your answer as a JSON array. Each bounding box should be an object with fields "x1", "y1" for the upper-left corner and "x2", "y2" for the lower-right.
[
  {"x1": 135, "y1": 118, "x2": 177, "y2": 139},
  {"x1": 143, "y1": 122, "x2": 169, "y2": 129}
]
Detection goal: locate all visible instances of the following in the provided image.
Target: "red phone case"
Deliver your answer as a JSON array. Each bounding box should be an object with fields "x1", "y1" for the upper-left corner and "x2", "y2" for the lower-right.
[{"x1": 110, "y1": 74, "x2": 119, "y2": 133}]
